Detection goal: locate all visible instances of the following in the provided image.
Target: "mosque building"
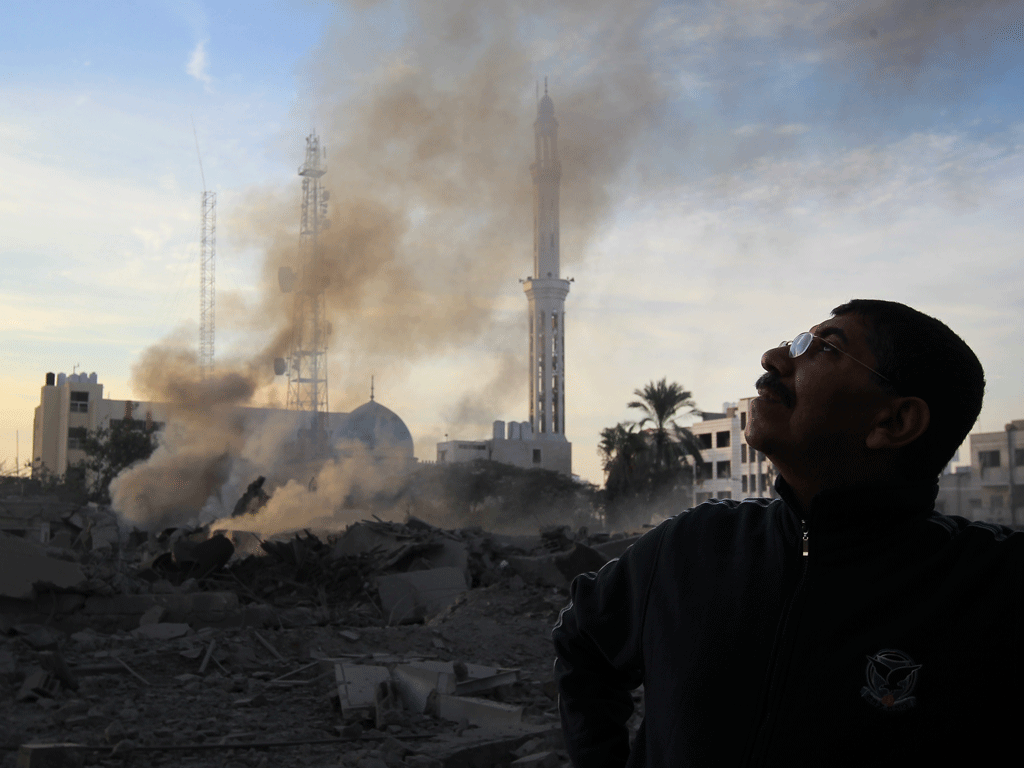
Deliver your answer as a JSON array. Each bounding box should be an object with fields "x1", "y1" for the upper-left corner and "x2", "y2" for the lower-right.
[
  {"x1": 31, "y1": 371, "x2": 415, "y2": 481},
  {"x1": 435, "y1": 84, "x2": 573, "y2": 476}
]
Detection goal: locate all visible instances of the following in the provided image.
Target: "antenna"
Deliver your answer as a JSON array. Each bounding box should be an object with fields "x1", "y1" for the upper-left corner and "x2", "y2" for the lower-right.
[
  {"x1": 192, "y1": 116, "x2": 216, "y2": 380},
  {"x1": 191, "y1": 115, "x2": 206, "y2": 191}
]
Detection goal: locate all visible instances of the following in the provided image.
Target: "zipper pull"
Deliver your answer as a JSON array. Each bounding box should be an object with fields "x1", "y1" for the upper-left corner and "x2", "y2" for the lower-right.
[{"x1": 801, "y1": 519, "x2": 809, "y2": 557}]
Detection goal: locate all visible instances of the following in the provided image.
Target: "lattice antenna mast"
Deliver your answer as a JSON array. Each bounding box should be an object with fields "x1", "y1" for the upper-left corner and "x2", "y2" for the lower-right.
[
  {"x1": 193, "y1": 117, "x2": 215, "y2": 381},
  {"x1": 284, "y1": 132, "x2": 331, "y2": 451}
]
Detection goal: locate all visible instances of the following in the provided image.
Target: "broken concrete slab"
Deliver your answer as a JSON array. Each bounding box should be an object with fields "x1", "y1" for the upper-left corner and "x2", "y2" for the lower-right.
[
  {"x1": 504, "y1": 554, "x2": 566, "y2": 589},
  {"x1": 404, "y1": 660, "x2": 519, "y2": 696},
  {"x1": 510, "y1": 752, "x2": 560, "y2": 767},
  {"x1": 375, "y1": 678, "x2": 404, "y2": 729},
  {"x1": 130, "y1": 623, "x2": 192, "y2": 640},
  {"x1": 553, "y1": 543, "x2": 609, "y2": 582},
  {"x1": 430, "y1": 693, "x2": 524, "y2": 729},
  {"x1": 84, "y1": 591, "x2": 239, "y2": 627},
  {"x1": 0, "y1": 531, "x2": 86, "y2": 600},
  {"x1": 138, "y1": 605, "x2": 166, "y2": 626},
  {"x1": 16, "y1": 743, "x2": 85, "y2": 768},
  {"x1": 392, "y1": 664, "x2": 457, "y2": 714},
  {"x1": 377, "y1": 567, "x2": 468, "y2": 624},
  {"x1": 334, "y1": 663, "x2": 391, "y2": 721}
]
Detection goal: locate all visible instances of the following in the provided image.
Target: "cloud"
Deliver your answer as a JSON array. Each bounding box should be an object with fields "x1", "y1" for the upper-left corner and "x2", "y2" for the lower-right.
[{"x1": 186, "y1": 39, "x2": 212, "y2": 90}]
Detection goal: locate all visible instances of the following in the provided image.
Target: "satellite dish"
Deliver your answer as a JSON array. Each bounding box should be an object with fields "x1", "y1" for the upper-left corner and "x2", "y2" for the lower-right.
[{"x1": 274, "y1": 358, "x2": 287, "y2": 376}]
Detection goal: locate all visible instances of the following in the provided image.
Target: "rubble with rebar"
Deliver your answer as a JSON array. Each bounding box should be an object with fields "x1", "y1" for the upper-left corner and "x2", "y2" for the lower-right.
[{"x1": 0, "y1": 489, "x2": 645, "y2": 767}]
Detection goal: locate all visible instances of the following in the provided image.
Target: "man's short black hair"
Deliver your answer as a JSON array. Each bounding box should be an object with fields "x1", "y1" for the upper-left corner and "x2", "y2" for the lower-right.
[{"x1": 831, "y1": 299, "x2": 985, "y2": 480}]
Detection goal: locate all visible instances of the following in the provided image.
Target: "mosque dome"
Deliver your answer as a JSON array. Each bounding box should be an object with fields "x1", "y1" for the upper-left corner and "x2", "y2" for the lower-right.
[{"x1": 334, "y1": 399, "x2": 414, "y2": 458}]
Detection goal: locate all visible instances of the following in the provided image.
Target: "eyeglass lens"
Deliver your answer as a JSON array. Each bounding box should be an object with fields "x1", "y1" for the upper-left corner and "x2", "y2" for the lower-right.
[{"x1": 789, "y1": 332, "x2": 812, "y2": 358}]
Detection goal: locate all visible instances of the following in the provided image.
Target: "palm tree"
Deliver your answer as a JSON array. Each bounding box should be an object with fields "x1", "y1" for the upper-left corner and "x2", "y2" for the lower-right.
[
  {"x1": 627, "y1": 378, "x2": 704, "y2": 491},
  {"x1": 598, "y1": 423, "x2": 649, "y2": 500}
]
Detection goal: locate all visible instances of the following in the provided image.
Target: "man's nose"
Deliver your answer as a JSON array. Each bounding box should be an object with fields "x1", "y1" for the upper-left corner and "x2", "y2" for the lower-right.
[{"x1": 761, "y1": 343, "x2": 794, "y2": 375}]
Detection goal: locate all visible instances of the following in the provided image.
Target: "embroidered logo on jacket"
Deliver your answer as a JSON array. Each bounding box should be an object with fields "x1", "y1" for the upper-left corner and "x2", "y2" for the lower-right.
[{"x1": 861, "y1": 649, "x2": 921, "y2": 712}]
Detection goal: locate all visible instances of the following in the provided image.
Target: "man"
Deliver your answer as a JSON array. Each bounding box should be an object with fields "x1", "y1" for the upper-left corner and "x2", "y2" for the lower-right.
[{"x1": 553, "y1": 300, "x2": 1019, "y2": 766}]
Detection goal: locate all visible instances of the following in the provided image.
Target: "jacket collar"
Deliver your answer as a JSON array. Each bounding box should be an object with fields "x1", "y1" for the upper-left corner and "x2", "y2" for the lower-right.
[{"x1": 774, "y1": 474, "x2": 938, "y2": 534}]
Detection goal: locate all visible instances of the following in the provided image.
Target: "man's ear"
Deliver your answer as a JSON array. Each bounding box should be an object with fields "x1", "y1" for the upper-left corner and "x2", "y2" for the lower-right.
[{"x1": 866, "y1": 397, "x2": 930, "y2": 450}]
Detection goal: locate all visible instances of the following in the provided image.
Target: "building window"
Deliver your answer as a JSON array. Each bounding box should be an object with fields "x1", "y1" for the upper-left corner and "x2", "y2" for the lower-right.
[
  {"x1": 742, "y1": 475, "x2": 748, "y2": 493},
  {"x1": 70, "y1": 391, "x2": 89, "y2": 413},
  {"x1": 760, "y1": 474, "x2": 768, "y2": 492},
  {"x1": 699, "y1": 461, "x2": 713, "y2": 481},
  {"x1": 438, "y1": 450, "x2": 447, "y2": 463},
  {"x1": 979, "y1": 450, "x2": 1001, "y2": 468},
  {"x1": 1015, "y1": 449, "x2": 1024, "y2": 467},
  {"x1": 67, "y1": 426, "x2": 87, "y2": 451},
  {"x1": 716, "y1": 431, "x2": 730, "y2": 448},
  {"x1": 717, "y1": 461, "x2": 731, "y2": 479},
  {"x1": 740, "y1": 412, "x2": 747, "y2": 430},
  {"x1": 741, "y1": 444, "x2": 747, "y2": 463},
  {"x1": 698, "y1": 433, "x2": 712, "y2": 450},
  {"x1": 720, "y1": 491, "x2": 732, "y2": 499},
  {"x1": 533, "y1": 449, "x2": 542, "y2": 464}
]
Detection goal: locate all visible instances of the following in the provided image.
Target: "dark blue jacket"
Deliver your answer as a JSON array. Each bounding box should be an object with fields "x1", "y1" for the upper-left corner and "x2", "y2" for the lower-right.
[{"x1": 552, "y1": 478, "x2": 1023, "y2": 766}]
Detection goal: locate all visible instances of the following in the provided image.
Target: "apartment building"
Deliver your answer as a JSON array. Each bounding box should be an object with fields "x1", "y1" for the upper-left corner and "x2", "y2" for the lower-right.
[{"x1": 687, "y1": 397, "x2": 778, "y2": 504}]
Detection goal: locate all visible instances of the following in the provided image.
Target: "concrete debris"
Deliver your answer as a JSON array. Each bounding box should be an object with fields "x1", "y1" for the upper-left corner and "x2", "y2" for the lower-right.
[
  {"x1": 231, "y1": 476, "x2": 270, "y2": 518},
  {"x1": 16, "y1": 743, "x2": 86, "y2": 768},
  {"x1": 0, "y1": 487, "x2": 650, "y2": 767},
  {"x1": 0, "y1": 531, "x2": 86, "y2": 600},
  {"x1": 335, "y1": 663, "x2": 391, "y2": 721},
  {"x1": 377, "y1": 567, "x2": 468, "y2": 624},
  {"x1": 430, "y1": 693, "x2": 524, "y2": 729}
]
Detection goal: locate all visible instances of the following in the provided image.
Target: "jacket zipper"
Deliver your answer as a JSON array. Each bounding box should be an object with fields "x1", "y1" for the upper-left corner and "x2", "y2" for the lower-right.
[{"x1": 745, "y1": 518, "x2": 810, "y2": 766}]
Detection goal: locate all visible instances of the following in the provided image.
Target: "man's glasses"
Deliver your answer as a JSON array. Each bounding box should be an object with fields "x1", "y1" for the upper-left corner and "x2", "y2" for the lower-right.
[{"x1": 779, "y1": 332, "x2": 892, "y2": 383}]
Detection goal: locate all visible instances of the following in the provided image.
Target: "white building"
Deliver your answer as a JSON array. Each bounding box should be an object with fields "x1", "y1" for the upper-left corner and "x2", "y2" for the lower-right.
[
  {"x1": 687, "y1": 398, "x2": 778, "y2": 503},
  {"x1": 32, "y1": 371, "x2": 417, "y2": 480},
  {"x1": 437, "y1": 85, "x2": 572, "y2": 476},
  {"x1": 937, "y1": 419, "x2": 1023, "y2": 525}
]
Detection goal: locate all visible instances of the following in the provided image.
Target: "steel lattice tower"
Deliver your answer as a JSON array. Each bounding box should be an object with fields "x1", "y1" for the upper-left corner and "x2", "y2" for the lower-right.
[
  {"x1": 199, "y1": 190, "x2": 216, "y2": 379},
  {"x1": 285, "y1": 132, "x2": 331, "y2": 452}
]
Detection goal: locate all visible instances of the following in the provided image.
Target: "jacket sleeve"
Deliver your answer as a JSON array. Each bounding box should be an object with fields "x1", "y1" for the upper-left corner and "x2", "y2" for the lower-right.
[{"x1": 551, "y1": 523, "x2": 668, "y2": 768}]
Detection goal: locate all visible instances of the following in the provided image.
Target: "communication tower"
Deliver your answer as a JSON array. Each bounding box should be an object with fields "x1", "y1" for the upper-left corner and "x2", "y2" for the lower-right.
[
  {"x1": 193, "y1": 119, "x2": 215, "y2": 379},
  {"x1": 278, "y1": 132, "x2": 331, "y2": 456}
]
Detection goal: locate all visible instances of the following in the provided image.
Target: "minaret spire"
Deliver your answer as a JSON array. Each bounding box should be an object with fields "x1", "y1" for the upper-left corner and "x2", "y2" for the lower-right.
[
  {"x1": 370, "y1": 375, "x2": 375, "y2": 401},
  {"x1": 523, "y1": 83, "x2": 569, "y2": 439}
]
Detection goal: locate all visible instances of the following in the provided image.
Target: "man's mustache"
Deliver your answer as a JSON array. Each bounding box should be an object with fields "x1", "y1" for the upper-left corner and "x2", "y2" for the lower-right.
[{"x1": 755, "y1": 372, "x2": 794, "y2": 408}]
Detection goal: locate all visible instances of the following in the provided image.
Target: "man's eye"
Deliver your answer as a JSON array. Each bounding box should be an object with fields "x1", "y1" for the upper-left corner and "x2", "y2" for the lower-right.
[{"x1": 821, "y1": 342, "x2": 835, "y2": 352}]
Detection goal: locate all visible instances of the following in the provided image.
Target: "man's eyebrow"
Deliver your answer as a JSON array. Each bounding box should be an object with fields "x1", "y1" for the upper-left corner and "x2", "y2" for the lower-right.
[{"x1": 816, "y1": 327, "x2": 849, "y2": 344}]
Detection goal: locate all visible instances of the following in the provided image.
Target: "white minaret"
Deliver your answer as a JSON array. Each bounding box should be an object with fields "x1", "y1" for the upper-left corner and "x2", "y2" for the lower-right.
[{"x1": 524, "y1": 81, "x2": 570, "y2": 439}]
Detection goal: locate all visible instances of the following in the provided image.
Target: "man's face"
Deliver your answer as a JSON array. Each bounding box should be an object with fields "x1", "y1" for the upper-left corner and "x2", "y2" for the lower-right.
[{"x1": 744, "y1": 313, "x2": 891, "y2": 470}]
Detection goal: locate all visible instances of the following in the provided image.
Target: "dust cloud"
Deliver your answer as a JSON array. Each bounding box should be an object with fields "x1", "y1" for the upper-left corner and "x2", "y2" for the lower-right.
[{"x1": 110, "y1": 0, "x2": 667, "y2": 533}]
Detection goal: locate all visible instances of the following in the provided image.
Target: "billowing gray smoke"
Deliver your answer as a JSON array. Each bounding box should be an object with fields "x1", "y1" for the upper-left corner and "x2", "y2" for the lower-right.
[{"x1": 111, "y1": 0, "x2": 668, "y2": 533}]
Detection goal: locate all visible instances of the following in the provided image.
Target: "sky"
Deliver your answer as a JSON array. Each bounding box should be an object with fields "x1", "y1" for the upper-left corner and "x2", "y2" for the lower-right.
[{"x1": 2, "y1": 0, "x2": 1022, "y2": 490}]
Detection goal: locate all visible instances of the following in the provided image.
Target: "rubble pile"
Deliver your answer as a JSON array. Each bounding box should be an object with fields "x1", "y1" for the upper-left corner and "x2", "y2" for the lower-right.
[{"x1": 0, "y1": 490, "x2": 646, "y2": 767}]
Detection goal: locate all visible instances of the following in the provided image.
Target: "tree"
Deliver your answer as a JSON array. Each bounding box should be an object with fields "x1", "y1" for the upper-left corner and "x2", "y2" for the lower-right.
[
  {"x1": 77, "y1": 417, "x2": 159, "y2": 504},
  {"x1": 598, "y1": 423, "x2": 650, "y2": 501},
  {"x1": 627, "y1": 378, "x2": 704, "y2": 492}
]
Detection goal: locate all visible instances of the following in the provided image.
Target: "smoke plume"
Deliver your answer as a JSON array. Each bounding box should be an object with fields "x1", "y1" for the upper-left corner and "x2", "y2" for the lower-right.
[{"x1": 111, "y1": 0, "x2": 668, "y2": 532}]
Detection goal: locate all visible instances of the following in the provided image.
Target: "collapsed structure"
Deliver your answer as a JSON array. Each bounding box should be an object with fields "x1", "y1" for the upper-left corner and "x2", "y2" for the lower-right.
[{"x1": 0, "y1": 483, "x2": 641, "y2": 767}]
